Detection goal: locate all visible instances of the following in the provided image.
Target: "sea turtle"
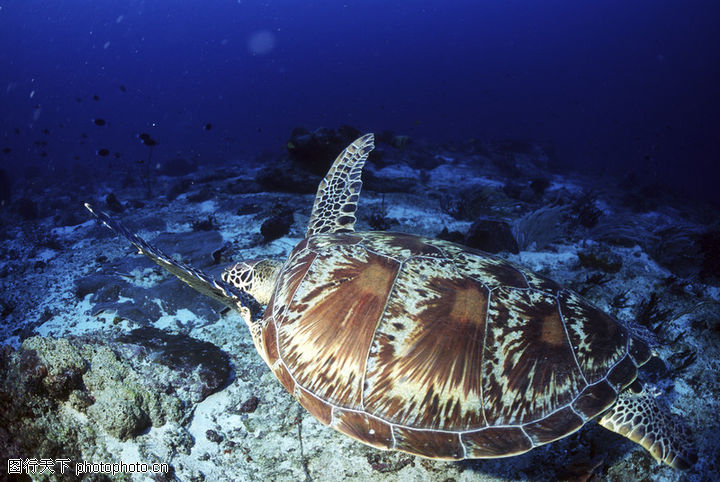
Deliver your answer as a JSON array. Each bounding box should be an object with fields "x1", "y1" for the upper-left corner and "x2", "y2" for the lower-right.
[{"x1": 85, "y1": 134, "x2": 697, "y2": 469}]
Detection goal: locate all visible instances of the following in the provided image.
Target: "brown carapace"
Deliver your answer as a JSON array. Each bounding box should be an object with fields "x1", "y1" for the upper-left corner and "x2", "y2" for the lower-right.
[
  {"x1": 86, "y1": 133, "x2": 697, "y2": 470},
  {"x1": 258, "y1": 231, "x2": 652, "y2": 460}
]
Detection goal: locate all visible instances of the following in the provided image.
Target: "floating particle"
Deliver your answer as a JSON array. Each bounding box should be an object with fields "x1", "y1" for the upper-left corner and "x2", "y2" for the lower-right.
[
  {"x1": 81, "y1": 133, "x2": 88, "y2": 139},
  {"x1": 119, "y1": 85, "x2": 127, "y2": 92},
  {"x1": 2, "y1": 147, "x2": 10, "y2": 154},
  {"x1": 93, "y1": 94, "x2": 99, "y2": 101},
  {"x1": 76, "y1": 97, "x2": 82, "y2": 103},
  {"x1": 247, "y1": 30, "x2": 275, "y2": 55},
  {"x1": 40, "y1": 151, "x2": 47, "y2": 157},
  {"x1": 204, "y1": 123, "x2": 212, "y2": 131},
  {"x1": 43, "y1": 128, "x2": 50, "y2": 135},
  {"x1": 93, "y1": 118, "x2": 106, "y2": 126},
  {"x1": 97, "y1": 148, "x2": 110, "y2": 156}
]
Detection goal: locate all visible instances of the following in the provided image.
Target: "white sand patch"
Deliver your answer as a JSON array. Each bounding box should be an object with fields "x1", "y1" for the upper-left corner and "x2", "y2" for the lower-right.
[
  {"x1": 33, "y1": 248, "x2": 57, "y2": 263},
  {"x1": 154, "y1": 308, "x2": 201, "y2": 331},
  {"x1": 198, "y1": 200, "x2": 217, "y2": 214},
  {"x1": 372, "y1": 163, "x2": 421, "y2": 181},
  {"x1": 35, "y1": 296, "x2": 129, "y2": 338}
]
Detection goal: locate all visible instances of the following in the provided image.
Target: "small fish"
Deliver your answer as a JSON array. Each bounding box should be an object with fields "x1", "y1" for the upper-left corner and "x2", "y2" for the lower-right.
[
  {"x1": 137, "y1": 133, "x2": 157, "y2": 146},
  {"x1": 97, "y1": 148, "x2": 110, "y2": 156},
  {"x1": 2, "y1": 147, "x2": 11, "y2": 154},
  {"x1": 93, "y1": 118, "x2": 106, "y2": 126},
  {"x1": 76, "y1": 97, "x2": 82, "y2": 103},
  {"x1": 93, "y1": 94, "x2": 99, "y2": 101},
  {"x1": 119, "y1": 85, "x2": 127, "y2": 92},
  {"x1": 204, "y1": 123, "x2": 212, "y2": 131},
  {"x1": 43, "y1": 128, "x2": 50, "y2": 135}
]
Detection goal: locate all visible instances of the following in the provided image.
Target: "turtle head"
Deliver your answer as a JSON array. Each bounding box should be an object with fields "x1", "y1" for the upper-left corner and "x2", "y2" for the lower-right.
[{"x1": 222, "y1": 259, "x2": 283, "y2": 305}]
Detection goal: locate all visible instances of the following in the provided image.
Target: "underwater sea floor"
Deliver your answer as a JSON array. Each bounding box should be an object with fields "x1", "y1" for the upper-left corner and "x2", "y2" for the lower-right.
[{"x1": 1, "y1": 137, "x2": 719, "y2": 481}]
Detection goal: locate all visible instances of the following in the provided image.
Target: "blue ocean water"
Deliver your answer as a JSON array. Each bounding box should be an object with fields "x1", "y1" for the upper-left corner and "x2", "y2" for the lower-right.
[
  {"x1": 1, "y1": 1, "x2": 719, "y2": 481},
  {"x1": 1, "y1": 0, "x2": 719, "y2": 203}
]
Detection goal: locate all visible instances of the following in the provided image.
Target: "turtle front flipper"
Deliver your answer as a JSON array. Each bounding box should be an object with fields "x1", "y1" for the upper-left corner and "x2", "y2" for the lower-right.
[
  {"x1": 85, "y1": 203, "x2": 262, "y2": 322},
  {"x1": 598, "y1": 380, "x2": 697, "y2": 469},
  {"x1": 306, "y1": 133, "x2": 375, "y2": 237}
]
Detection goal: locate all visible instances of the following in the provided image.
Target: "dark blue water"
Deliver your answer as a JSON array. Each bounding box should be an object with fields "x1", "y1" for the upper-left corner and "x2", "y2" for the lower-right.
[{"x1": 1, "y1": 0, "x2": 719, "y2": 203}]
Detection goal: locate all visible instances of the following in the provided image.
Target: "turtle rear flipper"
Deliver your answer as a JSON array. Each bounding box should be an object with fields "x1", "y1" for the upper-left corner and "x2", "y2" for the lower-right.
[
  {"x1": 599, "y1": 381, "x2": 698, "y2": 469},
  {"x1": 85, "y1": 203, "x2": 262, "y2": 322}
]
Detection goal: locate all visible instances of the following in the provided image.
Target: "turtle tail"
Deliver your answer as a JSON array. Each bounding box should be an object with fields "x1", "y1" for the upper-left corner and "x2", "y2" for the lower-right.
[{"x1": 85, "y1": 203, "x2": 262, "y2": 321}]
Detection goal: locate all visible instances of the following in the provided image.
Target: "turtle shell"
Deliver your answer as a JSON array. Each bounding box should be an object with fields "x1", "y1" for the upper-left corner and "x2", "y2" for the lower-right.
[{"x1": 258, "y1": 232, "x2": 651, "y2": 459}]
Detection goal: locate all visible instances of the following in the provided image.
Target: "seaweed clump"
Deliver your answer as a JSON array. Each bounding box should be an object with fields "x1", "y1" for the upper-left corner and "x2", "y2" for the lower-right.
[
  {"x1": 577, "y1": 246, "x2": 623, "y2": 274},
  {"x1": 192, "y1": 215, "x2": 219, "y2": 232},
  {"x1": 512, "y1": 204, "x2": 569, "y2": 251},
  {"x1": 635, "y1": 292, "x2": 672, "y2": 334}
]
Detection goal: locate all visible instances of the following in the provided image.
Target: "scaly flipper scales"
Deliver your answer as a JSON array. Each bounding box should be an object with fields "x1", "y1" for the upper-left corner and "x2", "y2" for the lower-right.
[
  {"x1": 305, "y1": 133, "x2": 375, "y2": 237},
  {"x1": 85, "y1": 203, "x2": 262, "y2": 322},
  {"x1": 598, "y1": 381, "x2": 697, "y2": 470}
]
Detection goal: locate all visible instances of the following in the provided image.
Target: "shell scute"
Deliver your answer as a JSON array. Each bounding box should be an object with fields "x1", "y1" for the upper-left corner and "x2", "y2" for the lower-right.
[
  {"x1": 273, "y1": 362, "x2": 296, "y2": 394},
  {"x1": 433, "y1": 240, "x2": 529, "y2": 289},
  {"x1": 629, "y1": 337, "x2": 652, "y2": 366},
  {"x1": 392, "y1": 426, "x2": 463, "y2": 460},
  {"x1": 296, "y1": 386, "x2": 332, "y2": 426},
  {"x1": 360, "y1": 231, "x2": 446, "y2": 259},
  {"x1": 571, "y1": 380, "x2": 617, "y2": 419},
  {"x1": 331, "y1": 409, "x2": 394, "y2": 450},
  {"x1": 261, "y1": 317, "x2": 279, "y2": 366},
  {"x1": 482, "y1": 287, "x2": 584, "y2": 425},
  {"x1": 277, "y1": 243, "x2": 400, "y2": 408},
  {"x1": 462, "y1": 427, "x2": 533, "y2": 458},
  {"x1": 270, "y1": 238, "x2": 316, "y2": 320},
  {"x1": 522, "y1": 406, "x2": 584, "y2": 445},
  {"x1": 363, "y1": 256, "x2": 489, "y2": 431},
  {"x1": 559, "y1": 290, "x2": 628, "y2": 383},
  {"x1": 606, "y1": 355, "x2": 639, "y2": 390}
]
